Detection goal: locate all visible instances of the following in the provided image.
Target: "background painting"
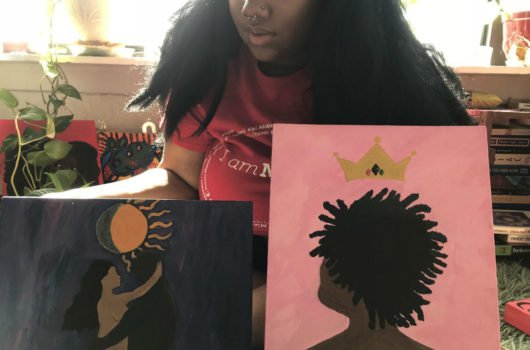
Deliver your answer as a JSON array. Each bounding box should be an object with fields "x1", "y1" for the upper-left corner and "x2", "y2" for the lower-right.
[
  {"x1": 98, "y1": 132, "x2": 163, "y2": 183},
  {"x1": 266, "y1": 125, "x2": 499, "y2": 350},
  {"x1": 0, "y1": 198, "x2": 252, "y2": 349},
  {"x1": 0, "y1": 120, "x2": 102, "y2": 196}
]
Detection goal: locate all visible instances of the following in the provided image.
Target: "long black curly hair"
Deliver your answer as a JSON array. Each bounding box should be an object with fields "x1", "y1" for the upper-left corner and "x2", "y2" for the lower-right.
[
  {"x1": 127, "y1": 0, "x2": 472, "y2": 139},
  {"x1": 310, "y1": 188, "x2": 448, "y2": 330},
  {"x1": 62, "y1": 260, "x2": 114, "y2": 331}
]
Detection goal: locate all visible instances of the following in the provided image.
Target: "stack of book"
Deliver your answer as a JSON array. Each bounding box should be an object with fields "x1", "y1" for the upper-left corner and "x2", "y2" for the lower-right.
[
  {"x1": 468, "y1": 109, "x2": 530, "y2": 206},
  {"x1": 494, "y1": 209, "x2": 530, "y2": 257},
  {"x1": 490, "y1": 127, "x2": 530, "y2": 205},
  {"x1": 468, "y1": 109, "x2": 530, "y2": 257}
]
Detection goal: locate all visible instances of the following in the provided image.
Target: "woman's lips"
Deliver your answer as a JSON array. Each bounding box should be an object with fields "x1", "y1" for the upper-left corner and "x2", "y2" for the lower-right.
[{"x1": 247, "y1": 27, "x2": 276, "y2": 46}]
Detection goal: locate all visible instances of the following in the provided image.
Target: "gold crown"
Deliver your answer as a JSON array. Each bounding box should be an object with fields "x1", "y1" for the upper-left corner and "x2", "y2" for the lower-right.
[{"x1": 334, "y1": 137, "x2": 415, "y2": 181}]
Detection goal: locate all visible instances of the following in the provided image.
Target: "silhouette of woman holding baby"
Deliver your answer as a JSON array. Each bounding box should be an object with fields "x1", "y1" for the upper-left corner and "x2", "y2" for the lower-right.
[
  {"x1": 309, "y1": 188, "x2": 448, "y2": 350},
  {"x1": 63, "y1": 252, "x2": 177, "y2": 349}
]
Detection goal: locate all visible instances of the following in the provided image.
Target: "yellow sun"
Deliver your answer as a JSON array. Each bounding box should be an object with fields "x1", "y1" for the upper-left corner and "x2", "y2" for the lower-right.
[
  {"x1": 96, "y1": 200, "x2": 173, "y2": 271},
  {"x1": 110, "y1": 204, "x2": 148, "y2": 253}
]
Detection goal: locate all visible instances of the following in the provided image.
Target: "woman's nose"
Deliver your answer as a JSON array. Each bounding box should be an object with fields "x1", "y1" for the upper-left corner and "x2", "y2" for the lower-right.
[{"x1": 241, "y1": 0, "x2": 269, "y2": 19}]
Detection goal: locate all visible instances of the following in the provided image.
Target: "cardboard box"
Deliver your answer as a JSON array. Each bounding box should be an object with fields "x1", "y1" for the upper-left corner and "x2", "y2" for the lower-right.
[{"x1": 504, "y1": 298, "x2": 530, "y2": 335}]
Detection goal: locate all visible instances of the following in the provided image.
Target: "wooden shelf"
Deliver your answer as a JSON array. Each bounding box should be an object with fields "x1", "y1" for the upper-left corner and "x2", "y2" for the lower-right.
[
  {"x1": 455, "y1": 66, "x2": 530, "y2": 76},
  {"x1": 1, "y1": 55, "x2": 528, "y2": 73},
  {"x1": 0, "y1": 54, "x2": 152, "y2": 66}
]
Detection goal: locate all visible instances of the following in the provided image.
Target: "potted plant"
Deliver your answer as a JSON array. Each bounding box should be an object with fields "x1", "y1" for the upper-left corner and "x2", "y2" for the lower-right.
[
  {"x1": 501, "y1": 0, "x2": 530, "y2": 66},
  {"x1": 0, "y1": 52, "x2": 92, "y2": 196},
  {"x1": 63, "y1": 0, "x2": 113, "y2": 43},
  {"x1": 0, "y1": 0, "x2": 94, "y2": 196},
  {"x1": 62, "y1": 0, "x2": 132, "y2": 56}
]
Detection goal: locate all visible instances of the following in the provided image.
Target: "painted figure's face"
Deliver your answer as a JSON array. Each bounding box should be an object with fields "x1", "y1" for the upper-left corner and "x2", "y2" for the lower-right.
[
  {"x1": 318, "y1": 261, "x2": 354, "y2": 315},
  {"x1": 102, "y1": 266, "x2": 121, "y2": 289},
  {"x1": 229, "y1": 0, "x2": 320, "y2": 72}
]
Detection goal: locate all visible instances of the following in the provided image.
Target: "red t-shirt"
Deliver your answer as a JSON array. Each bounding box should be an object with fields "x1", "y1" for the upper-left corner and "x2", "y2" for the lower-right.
[{"x1": 172, "y1": 48, "x2": 313, "y2": 235}]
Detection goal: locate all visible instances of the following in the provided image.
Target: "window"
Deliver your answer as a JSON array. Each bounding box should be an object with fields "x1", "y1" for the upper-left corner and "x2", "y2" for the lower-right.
[
  {"x1": 403, "y1": 0, "x2": 500, "y2": 66},
  {"x1": 0, "y1": 0, "x2": 187, "y2": 58},
  {"x1": 3, "y1": 0, "x2": 525, "y2": 66},
  {"x1": 0, "y1": 0, "x2": 48, "y2": 44}
]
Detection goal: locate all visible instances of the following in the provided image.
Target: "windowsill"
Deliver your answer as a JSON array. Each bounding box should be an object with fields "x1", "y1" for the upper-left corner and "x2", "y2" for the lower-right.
[
  {"x1": 454, "y1": 66, "x2": 530, "y2": 76},
  {"x1": 2, "y1": 54, "x2": 529, "y2": 75},
  {"x1": 0, "y1": 53, "x2": 153, "y2": 66},
  {"x1": 0, "y1": 53, "x2": 529, "y2": 78}
]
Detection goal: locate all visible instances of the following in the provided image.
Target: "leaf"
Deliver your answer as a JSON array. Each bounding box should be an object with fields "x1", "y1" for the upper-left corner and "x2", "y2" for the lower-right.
[
  {"x1": 45, "y1": 172, "x2": 63, "y2": 191},
  {"x1": 0, "y1": 134, "x2": 18, "y2": 153},
  {"x1": 45, "y1": 170, "x2": 78, "y2": 191},
  {"x1": 57, "y1": 84, "x2": 81, "y2": 100},
  {"x1": 26, "y1": 150, "x2": 55, "y2": 167},
  {"x1": 50, "y1": 98, "x2": 65, "y2": 111},
  {"x1": 19, "y1": 106, "x2": 47, "y2": 121},
  {"x1": 23, "y1": 186, "x2": 32, "y2": 196},
  {"x1": 54, "y1": 115, "x2": 74, "y2": 133},
  {"x1": 40, "y1": 59, "x2": 59, "y2": 79},
  {"x1": 54, "y1": 169, "x2": 78, "y2": 190},
  {"x1": 22, "y1": 127, "x2": 45, "y2": 143},
  {"x1": 18, "y1": 107, "x2": 37, "y2": 116},
  {"x1": 0, "y1": 88, "x2": 19, "y2": 108},
  {"x1": 26, "y1": 151, "x2": 38, "y2": 163},
  {"x1": 44, "y1": 140, "x2": 71, "y2": 160},
  {"x1": 46, "y1": 116, "x2": 56, "y2": 139},
  {"x1": 27, "y1": 188, "x2": 58, "y2": 197}
]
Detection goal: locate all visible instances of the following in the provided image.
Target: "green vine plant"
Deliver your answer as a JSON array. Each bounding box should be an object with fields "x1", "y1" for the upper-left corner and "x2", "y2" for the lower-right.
[{"x1": 0, "y1": 54, "x2": 90, "y2": 196}]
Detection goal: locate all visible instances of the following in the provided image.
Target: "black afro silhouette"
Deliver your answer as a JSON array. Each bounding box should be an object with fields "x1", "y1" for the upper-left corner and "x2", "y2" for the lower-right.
[{"x1": 310, "y1": 188, "x2": 448, "y2": 330}]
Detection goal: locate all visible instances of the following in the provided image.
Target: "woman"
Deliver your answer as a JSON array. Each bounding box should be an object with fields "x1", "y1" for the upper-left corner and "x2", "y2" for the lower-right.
[
  {"x1": 63, "y1": 258, "x2": 166, "y2": 349},
  {"x1": 51, "y1": 1, "x2": 472, "y2": 347},
  {"x1": 96, "y1": 261, "x2": 162, "y2": 349},
  {"x1": 95, "y1": 253, "x2": 178, "y2": 350}
]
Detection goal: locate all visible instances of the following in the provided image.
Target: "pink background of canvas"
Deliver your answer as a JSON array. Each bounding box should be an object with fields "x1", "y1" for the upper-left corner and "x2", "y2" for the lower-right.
[{"x1": 266, "y1": 125, "x2": 499, "y2": 350}]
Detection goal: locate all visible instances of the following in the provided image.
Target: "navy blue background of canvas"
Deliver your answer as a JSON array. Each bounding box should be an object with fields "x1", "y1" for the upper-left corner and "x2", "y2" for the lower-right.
[{"x1": 0, "y1": 198, "x2": 253, "y2": 350}]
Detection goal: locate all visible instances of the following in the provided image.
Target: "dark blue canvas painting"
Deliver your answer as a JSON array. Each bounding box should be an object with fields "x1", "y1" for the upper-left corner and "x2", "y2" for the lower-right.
[{"x1": 0, "y1": 198, "x2": 252, "y2": 350}]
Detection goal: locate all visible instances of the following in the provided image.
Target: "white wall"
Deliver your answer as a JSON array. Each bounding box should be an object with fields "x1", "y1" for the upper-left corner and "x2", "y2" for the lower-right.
[
  {"x1": 2, "y1": 57, "x2": 530, "y2": 135},
  {"x1": 457, "y1": 69, "x2": 530, "y2": 102},
  {"x1": 0, "y1": 56, "x2": 162, "y2": 133}
]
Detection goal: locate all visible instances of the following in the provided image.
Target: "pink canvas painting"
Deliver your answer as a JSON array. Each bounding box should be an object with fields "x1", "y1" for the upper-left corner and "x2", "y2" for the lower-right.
[{"x1": 266, "y1": 125, "x2": 499, "y2": 350}]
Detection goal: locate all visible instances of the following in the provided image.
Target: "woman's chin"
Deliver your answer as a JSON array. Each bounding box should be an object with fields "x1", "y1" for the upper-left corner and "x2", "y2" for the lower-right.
[{"x1": 247, "y1": 46, "x2": 278, "y2": 63}]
